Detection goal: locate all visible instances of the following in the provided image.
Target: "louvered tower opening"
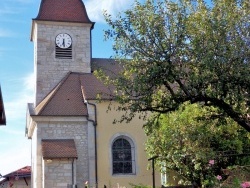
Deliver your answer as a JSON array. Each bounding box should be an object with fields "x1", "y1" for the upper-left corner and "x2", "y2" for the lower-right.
[{"x1": 55, "y1": 45, "x2": 72, "y2": 59}]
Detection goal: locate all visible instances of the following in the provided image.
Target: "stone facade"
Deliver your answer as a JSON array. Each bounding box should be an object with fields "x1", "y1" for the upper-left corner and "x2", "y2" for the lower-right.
[
  {"x1": 32, "y1": 21, "x2": 92, "y2": 105},
  {"x1": 29, "y1": 116, "x2": 93, "y2": 188},
  {"x1": 43, "y1": 159, "x2": 76, "y2": 188}
]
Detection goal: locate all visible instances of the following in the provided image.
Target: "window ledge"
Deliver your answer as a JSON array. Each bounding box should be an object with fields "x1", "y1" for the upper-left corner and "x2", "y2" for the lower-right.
[{"x1": 112, "y1": 173, "x2": 136, "y2": 177}]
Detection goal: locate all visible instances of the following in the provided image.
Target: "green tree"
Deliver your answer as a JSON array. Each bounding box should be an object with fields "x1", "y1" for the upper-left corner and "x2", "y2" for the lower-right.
[
  {"x1": 144, "y1": 103, "x2": 250, "y2": 187},
  {"x1": 99, "y1": 0, "x2": 250, "y2": 131}
]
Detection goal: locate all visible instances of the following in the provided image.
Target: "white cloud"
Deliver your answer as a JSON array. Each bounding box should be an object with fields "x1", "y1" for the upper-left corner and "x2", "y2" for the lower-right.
[
  {"x1": 0, "y1": 4, "x2": 23, "y2": 15},
  {"x1": 23, "y1": 73, "x2": 35, "y2": 94},
  {"x1": 0, "y1": 48, "x2": 4, "y2": 57},
  {"x1": 85, "y1": 0, "x2": 134, "y2": 22},
  {"x1": 0, "y1": 28, "x2": 15, "y2": 37},
  {"x1": 4, "y1": 73, "x2": 34, "y2": 121},
  {"x1": 0, "y1": 126, "x2": 25, "y2": 136},
  {"x1": 0, "y1": 0, "x2": 33, "y2": 16},
  {"x1": 0, "y1": 139, "x2": 31, "y2": 175},
  {"x1": 15, "y1": 0, "x2": 33, "y2": 3},
  {"x1": 3, "y1": 0, "x2": 33, "y2": 5},
  {"x1": 0, "y1": 7, "x2": 17, "y2": 15},
  {"x1": 0, "y1": 73, "x2": 33, "y2": 175}
]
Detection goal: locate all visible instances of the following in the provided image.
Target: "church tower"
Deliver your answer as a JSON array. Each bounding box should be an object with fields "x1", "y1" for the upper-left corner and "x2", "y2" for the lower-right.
[
  {"x1": 27, "y1": 1, "x2": 96, "y2": 188},
  {"x1": 31, "y1": 0, "x2": 94, "y2": 105}
]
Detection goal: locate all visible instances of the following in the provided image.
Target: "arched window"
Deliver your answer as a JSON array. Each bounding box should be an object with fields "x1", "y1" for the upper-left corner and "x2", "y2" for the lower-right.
[{"x1": 112, "y1": 136, "x2": 135, "y2": 175}]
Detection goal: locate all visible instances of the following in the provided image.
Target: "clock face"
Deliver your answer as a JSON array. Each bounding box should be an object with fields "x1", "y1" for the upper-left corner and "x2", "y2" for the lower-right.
[{"x1": 55, "y1": 33, "x2": 72, "y2": 49}]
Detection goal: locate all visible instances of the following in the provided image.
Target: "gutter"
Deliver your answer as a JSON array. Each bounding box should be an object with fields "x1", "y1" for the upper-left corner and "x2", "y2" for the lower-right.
[
  {"x1": 84, "y1": 100, "x2": 98, "y2": 188},
  {"x1": 72, "y1": 159, "x2": 74, "y2": 186}
]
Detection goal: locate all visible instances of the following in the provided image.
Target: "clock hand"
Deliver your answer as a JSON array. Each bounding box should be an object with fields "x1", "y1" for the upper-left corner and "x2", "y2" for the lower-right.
[{"x1": 62, "y1": 39, "x2": 65, "y2": 47}]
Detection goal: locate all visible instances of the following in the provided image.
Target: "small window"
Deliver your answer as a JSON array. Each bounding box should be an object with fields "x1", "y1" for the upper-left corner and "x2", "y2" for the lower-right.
[
  {"x1": 112, "y1": 137, "x2": 135, "y2": 175},
  {"x1": 55, "y1": 45, "x2": 72, "y2": 59}
]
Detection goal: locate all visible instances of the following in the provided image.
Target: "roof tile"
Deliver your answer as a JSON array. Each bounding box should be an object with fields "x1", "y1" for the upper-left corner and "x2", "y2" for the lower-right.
[
  {"x1": 35, "y1": 0, "x2": 93, "y2": 24},
  {"x1": 42, "y1": 139, "x2": 78, "y2": 159},
  {"x1": 36, "y1": 72, "x2": 88, "y2": 116},
  {"x1": 34, "y1": 58, "x2": 121, "y2": 116},
  {"x1": 3, "y1": 166, "x2": 31, "y2": 178},
  {"x1": 80, "y1": 74, "x2": 114, "y2": 100}
]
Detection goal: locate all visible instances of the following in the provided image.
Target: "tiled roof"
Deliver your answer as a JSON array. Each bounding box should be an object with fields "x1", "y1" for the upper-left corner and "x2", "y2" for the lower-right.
[
  {"x1": 35, "y1": 0, "x2": 93, "y2": 24},
  {"x1": 0, "y1": 85, "x2": 6, "y2": 125},
  {"x1": 35, "y1": 72, "x2": 88, "y2": 116},
  {"x1": 42, "y1": 139, "x2": 78, "y2": 159},
  {"x1": 2, "y1": 166, "x2": 31, "y2": 178},
  {"x1": 32, "y1": 58, "x2": 120, "y2": 116},
  {"x1": 91, "y1": 58, "x2": 123, "y2": 75},
  {"x1": 80, "y1": 74, "x2": 114, "y2": 100},
  {"x1": 86, "y1": 58, "x2": 123, "y2": 99}
]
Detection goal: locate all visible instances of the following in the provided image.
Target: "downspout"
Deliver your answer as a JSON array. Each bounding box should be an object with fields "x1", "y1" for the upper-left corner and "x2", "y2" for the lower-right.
[
  {"x1": 84, "y1": 100, "x2": 98, "y2": 188},
  {"x1": 72, "y1": 159, "x2": 74, "y2": 186}
]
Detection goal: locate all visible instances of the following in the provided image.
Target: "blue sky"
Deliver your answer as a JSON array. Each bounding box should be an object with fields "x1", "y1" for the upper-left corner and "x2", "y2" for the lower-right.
[{"x1": 0, "y1": 0, "x2": 135, "y2": 176}]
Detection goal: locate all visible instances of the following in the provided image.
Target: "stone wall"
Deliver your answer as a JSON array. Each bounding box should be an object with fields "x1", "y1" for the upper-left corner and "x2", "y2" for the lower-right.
[
  {"x1": 44, "y1": 159, "x2": 75, "y2": 188},
  {"x1": 33, "y1": 21, "x2": 92, "y2": 105},
  {"x1": 34, "y1": 117, "x2": 90, "y2": 188}
]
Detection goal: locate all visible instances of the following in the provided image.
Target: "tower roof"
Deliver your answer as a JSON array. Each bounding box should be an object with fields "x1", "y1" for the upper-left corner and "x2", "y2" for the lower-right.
[{"x1": 34, "y1": 0, "x2": 93, "y2": 24}]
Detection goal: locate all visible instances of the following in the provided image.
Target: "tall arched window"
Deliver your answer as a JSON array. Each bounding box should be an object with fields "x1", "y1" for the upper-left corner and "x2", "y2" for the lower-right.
[{"x1": 112, "y1": 136, "x2": 135, "y2": 175}]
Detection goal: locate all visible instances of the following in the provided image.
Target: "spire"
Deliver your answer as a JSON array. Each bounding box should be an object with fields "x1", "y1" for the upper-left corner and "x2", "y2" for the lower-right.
[{"x1": 34, "y1": 0, "x2": 93, "y2": 24}]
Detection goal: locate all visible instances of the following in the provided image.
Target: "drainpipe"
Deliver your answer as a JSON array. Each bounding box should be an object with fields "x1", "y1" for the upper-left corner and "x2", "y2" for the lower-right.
[
  {"x1": 72, "y1": 158, "x2": 75, "y2": 186},
  {"x1": 84, "y1": 100, "x2": 98, "y2": 188}
]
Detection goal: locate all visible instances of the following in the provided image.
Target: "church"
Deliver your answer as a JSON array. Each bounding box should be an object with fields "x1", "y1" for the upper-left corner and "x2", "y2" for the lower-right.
[{"x1": 25, "y1": 0, "x2": 161, "y2": 188}]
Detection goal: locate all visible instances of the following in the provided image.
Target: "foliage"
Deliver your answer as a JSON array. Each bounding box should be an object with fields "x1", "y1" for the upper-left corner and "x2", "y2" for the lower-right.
[
  {"x1": 99, "y1": 0, "x2": 250, "y2": 131},
  {"x1": 129, "y1": 183, "x2": 152, "y2": 188},
  {"x1": 144, "y1": 103, "x2": 250, "y2": 187},
  {"x1": 220, "y1": 166, "x2": 250, "y2": 188}
]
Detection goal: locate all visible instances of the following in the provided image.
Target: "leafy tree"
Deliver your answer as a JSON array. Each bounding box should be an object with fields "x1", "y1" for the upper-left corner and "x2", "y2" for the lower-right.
[
  {"x1": 100, "y1": 0, "x2": 250, "y2": 131},
  {"x1": 144, "y1": 103, "x2": 250, "y2": 187}
]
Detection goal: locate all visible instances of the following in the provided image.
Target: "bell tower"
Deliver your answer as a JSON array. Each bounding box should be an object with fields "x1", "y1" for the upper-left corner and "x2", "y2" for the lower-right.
[{"x1": 31, "y1": 0, "x2": 94, "y2": 106}]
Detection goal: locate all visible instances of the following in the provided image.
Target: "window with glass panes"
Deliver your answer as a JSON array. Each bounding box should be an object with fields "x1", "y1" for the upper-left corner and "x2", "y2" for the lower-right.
[{"x1": 112, "y1": 138, "x2": 134, "y2": 174}]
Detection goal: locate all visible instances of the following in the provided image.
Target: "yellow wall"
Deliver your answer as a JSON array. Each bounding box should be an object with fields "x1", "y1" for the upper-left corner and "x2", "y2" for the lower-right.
[{"x1": 95, "y1": 101, "x2": 161, "y2": 188}]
